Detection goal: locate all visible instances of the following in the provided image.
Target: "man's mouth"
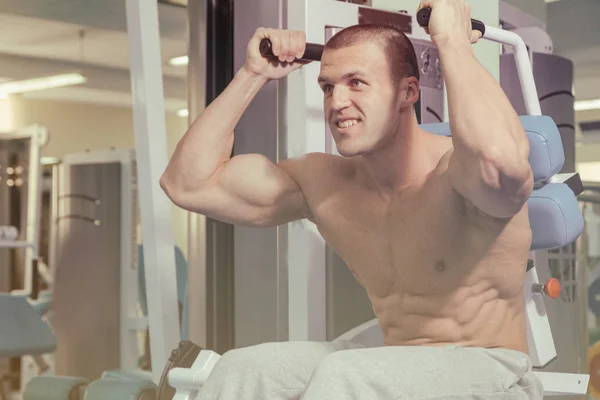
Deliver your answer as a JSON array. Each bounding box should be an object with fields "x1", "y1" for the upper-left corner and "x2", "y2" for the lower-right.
[{"x1": 336, "y1": 119, "x2": 360, "y2": 129}]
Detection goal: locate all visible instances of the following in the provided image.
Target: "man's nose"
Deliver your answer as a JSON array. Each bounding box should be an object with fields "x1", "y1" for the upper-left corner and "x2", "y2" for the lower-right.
[{"x1": 331, "y1": 86, "x2": 351, "y2": 110}]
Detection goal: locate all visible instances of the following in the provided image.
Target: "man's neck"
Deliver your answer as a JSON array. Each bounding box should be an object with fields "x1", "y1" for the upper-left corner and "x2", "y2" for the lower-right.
[{"x1": 359, "y1": 113, "x2": 432, "y2": 193}]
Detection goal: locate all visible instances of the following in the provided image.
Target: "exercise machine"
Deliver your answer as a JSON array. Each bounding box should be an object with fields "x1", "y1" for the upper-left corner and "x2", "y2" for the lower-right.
[
  {"x1": 50, "y1": 148, "x2": 143, "y2": 380},
  {"x1": 0, "y1": 125, "x2": 52, "y2": 398}
]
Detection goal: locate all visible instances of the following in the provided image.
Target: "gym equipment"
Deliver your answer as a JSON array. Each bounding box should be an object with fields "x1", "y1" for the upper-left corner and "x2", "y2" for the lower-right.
[
  {"x1": 417, "y1": 6, "x2": 486, "y2": 36},
  {"x1": 498, "y1": 11, "x2": 588, "y2": 380},
  {"x1": 0, "y1": 125, "x2": 50, "y2": 398},
  {"x1": 259, "y1": 38, "x2": 323, "y2": 62},
  {"x1": 123, "y1": 0, "x2": 182, "y2": 383},
  {"x1": 0, "y1": 295, "x2": 56, "y2": 400},
  {"x1": 163, "y1": 2, "x2": 588, "y2": 398},
  {"x1": 82, "y1": 379, "x2": 157, "y2": 400},
  {"x1": 22, "y1": 376, "x2": 89, "y2": 400},
  {"x1": 50, "y1": 148, "x2": 143, "y2": 380}
]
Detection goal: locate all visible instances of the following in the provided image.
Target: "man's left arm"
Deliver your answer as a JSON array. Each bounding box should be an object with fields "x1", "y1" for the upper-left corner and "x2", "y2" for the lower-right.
[{"x1": 441, "y1": 41, "x2": 534, "y2": 219}]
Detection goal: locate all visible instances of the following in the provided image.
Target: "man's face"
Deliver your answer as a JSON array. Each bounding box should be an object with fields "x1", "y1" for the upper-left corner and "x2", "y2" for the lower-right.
[{"x1": 318, "y1": 41, "x2": 405, "y2": 157}]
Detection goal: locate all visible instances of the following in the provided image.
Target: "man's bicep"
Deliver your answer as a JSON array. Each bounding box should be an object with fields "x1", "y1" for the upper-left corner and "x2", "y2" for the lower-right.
[{"x1": 193, "y1": 153, "x2": 310, "y2": 226}]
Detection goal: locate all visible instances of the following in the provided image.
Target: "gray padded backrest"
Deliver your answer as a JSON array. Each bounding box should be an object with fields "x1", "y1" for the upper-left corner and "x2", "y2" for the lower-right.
[
  {"x1": 529, "y1": 183, "x2": 584, "y2": 249},
  {"x1": 0, "y1": 294, "x2": 56, "y2": 357}
]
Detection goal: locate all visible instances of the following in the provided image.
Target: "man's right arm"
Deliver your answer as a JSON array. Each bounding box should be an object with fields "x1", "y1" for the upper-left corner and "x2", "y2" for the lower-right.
[{"x1": 160, "y1": 28, "x2": 311, "y2": 227}]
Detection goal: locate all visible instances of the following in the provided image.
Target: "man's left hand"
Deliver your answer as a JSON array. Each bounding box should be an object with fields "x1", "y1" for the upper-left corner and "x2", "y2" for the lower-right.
[{"x1": 417, "y1": 0, "x2": 482, "y2": 47}]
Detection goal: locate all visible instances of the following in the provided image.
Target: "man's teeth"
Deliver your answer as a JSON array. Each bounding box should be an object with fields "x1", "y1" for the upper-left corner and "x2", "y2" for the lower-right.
[{"x1": 337, "y1": 120, "x2": 359, "y2": 128}]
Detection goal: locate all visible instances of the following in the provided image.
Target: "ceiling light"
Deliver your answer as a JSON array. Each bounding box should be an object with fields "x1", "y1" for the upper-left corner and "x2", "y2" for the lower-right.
[
  {"x1": 168, "y1": 55, "x2": 189, "y2": 66},
  {"x1": 0, "y1": 73, "x2": 87, "y2": 95},
  {"x1": 177, "y1": 109, "x2": 189, "y2": 117},
  {"x1": 575, "y1": 99, "x2": 600, "y2": 112},
  {"x1": 41, "y1": 157, "x2": 60, "y2": 165}
]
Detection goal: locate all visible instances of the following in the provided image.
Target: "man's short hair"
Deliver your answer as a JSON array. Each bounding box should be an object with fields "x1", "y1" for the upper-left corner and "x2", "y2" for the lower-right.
[{"x1": 323, "y1": 23, "x2": 420, "y2": 83}]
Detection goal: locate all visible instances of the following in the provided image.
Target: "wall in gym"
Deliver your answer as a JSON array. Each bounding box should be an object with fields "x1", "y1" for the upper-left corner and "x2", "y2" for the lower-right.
[
  {"x1": 576, "y1": 108, "x2": 600, "y2": 169},
  {"x1": 4, "y1": 94, "x2": 190, "y2": 257},
  {"x1": 502, "y1": 0, "x2": 547, "y2": 25}
]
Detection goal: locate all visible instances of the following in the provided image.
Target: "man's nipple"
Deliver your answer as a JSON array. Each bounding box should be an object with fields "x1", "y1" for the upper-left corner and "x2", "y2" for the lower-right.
[{"x1": 435, "y1": 260, "x2": 447, "y2": 272}]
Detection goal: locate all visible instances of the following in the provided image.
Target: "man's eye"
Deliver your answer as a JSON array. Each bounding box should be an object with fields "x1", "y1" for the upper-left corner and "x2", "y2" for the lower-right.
[
  {"x1": 323, "y1": 85, "x2": 333, "y2": 93},
  {"x1": 351, "y1": 79, "x2": 364, "y2": 87}
]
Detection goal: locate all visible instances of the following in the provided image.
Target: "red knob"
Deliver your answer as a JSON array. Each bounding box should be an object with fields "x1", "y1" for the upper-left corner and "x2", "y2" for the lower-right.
[{"x1": 544, "y1": 278, "x2": 561, "y2": 299}]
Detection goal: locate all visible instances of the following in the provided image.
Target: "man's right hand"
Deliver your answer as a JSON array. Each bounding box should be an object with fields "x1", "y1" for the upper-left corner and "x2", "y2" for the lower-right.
[{"x1": 244, "y1": 28, "x2": 308, "y2": 81}]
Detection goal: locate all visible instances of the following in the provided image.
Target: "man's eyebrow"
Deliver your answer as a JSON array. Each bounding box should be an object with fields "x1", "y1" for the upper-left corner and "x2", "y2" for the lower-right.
[{"x1": 318, "y1": 71, "x2": 366, "y2": 84}]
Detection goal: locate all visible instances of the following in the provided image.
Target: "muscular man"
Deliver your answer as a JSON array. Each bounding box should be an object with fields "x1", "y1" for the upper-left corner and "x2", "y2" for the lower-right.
[{"x1": 161, "y1": 0, "x2": 543, "y2": 398}]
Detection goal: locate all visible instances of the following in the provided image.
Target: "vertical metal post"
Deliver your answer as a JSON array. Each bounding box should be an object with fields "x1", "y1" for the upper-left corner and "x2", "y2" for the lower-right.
[
  {"x1": 124, "y1": 0, "x2": 181, "y2": 382},
  {"x1": 23, "y1": 125, "x2": 46, "y2": 294},
  {"x1": 187, "y1": 0, "x2": 235, "y2": 354},
  {"x1": 186, "y1": 0, "x2": 209, "y2": 350}
]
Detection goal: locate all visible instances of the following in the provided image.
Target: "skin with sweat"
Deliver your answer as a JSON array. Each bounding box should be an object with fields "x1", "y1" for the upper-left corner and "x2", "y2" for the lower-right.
[{"x1": 161, "y1": 0, "x2": 533, "y2": 355}]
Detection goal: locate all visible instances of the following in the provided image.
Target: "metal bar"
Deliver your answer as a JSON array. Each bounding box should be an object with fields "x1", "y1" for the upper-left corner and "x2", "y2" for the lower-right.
[
  {"x1": 579, "y1": 195, "x2": 600, "y2": 204},
  {"x1": 23, "y1": 125, "x2": 46, "y2": 293},
  {"x1": 186, "y1": 0, "x2": 208, "y2": 349},
  {"x1": 124, "y1": 0, "x2": 181, "y2": 382},
  {"x1": 583, "y1": 181, "x2": 600, "y2": 193}
]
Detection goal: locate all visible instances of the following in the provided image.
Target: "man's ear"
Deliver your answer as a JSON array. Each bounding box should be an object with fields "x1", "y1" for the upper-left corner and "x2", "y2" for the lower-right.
[{"x1": 402, "y1": 77, "x2": 420, "y2": 107}]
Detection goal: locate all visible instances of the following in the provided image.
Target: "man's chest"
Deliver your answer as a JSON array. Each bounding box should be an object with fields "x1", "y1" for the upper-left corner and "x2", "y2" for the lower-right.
[{"x1": 308, "y1": 181, "x2": 472, "y2": 296}]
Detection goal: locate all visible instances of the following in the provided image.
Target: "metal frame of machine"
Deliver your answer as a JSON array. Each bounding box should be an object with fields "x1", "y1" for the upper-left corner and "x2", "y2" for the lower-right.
[
  {"x1": 124, "y1": 0, "x2": 181, "y2": 383},
  {"x1": 0, "y1": 124, "x2": 48, "y2": 394},
  {"x1": 0, "y1": 124, "x2": 47, "y2": 291}
]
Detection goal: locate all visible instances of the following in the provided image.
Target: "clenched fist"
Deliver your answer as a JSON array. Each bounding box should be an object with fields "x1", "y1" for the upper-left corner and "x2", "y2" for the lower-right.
[
  {"x1": 243, "y1": 27, "x2": 309, "y2": 81},
  {"x1": 417, "y1": 0, "x2": 482, "y2": 47}
]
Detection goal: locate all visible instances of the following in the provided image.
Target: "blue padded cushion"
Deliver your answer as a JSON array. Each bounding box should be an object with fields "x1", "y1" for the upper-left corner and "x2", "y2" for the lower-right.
[
  {"x1": 23, "y1": 376, "x2": 89, "y2": 400},
  {"x1": 420, "y1": 115, "x2": 565, "y2": 183},
  {"x1": 528, "y1": 183, "x2": 584, "y2": 250},
  {"x1": 521, "y1": 116, "x2": 565, "y2": 182},
  {"x1": 84, "y1": 378, "x2": 156, "y2": 400},
  {"x1": 0, "y1": 294, "x2": 56, "y2": 357}
]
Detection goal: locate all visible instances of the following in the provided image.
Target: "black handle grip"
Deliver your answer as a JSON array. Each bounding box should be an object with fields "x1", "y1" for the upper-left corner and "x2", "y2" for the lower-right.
[
  {"x1": 259, "y1": 38, "x2": 323, "y2": 62},
  {"x1": 417, "y1": 6, "x2": 486, "y2": 37}
]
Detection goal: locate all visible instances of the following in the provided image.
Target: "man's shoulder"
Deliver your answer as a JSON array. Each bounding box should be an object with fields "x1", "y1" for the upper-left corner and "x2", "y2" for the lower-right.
[
  {"x1": 278, "y1": 152, "x2": 353, "y2": 194},
  {"x1": 278, "y1": 152, "x2": 349, "y2": 177}
]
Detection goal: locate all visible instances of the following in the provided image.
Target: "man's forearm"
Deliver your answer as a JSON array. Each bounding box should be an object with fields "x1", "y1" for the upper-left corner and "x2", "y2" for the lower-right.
[
  {"x1": 438, "y1": 41, "x2": 528, "y2": 162},
  {"x1": 161, "y1": 67, "x2": 269, "y2": 192}
]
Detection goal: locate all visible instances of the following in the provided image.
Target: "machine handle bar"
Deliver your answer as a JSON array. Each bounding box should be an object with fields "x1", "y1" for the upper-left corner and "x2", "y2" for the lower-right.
[
  {"x1": 416, "y1": 7, "x2": 486, "y2": 37},
  {"x1": 259, "y1": 38, "x2": 323, "y2": 62}
]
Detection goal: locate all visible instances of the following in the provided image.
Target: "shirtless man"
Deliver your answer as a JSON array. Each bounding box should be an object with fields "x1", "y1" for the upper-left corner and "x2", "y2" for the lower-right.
[{"x1": 160, "y1": 0, "x2": 543, "y2": 398}]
